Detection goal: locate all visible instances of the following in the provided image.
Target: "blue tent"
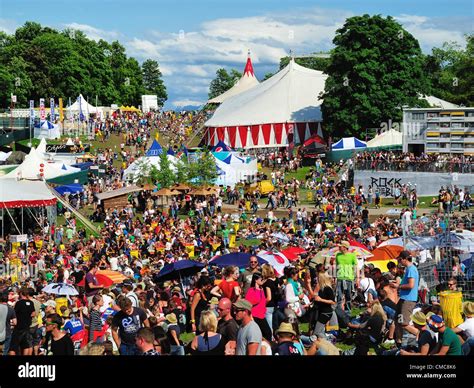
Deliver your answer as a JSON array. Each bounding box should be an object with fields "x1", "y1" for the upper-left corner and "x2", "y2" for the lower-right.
[
  {"x1": 55, "y1": 183, "x2": 84, "y2": 195},
  {"x1": 181, "y1": 145, "x2": 189, "y2": 156},
  {"x1": 71, "y1": 162, "x2": 94, "y2": 171},
  {"x1": 332, "y1": 137, "x2": 367, "y2": 150},
  {"x1": 146, "y1": 140, "x2": 163, "y2": 156},
  {"x1": 34, "y1": 120, "x2": 55, "y2": 129},
  {"x1": 167, "y1": 147, "x2": 176, "y2": 156},
  {"x1": 211, "y1": 140, "x2": 232, "y2": 152}
]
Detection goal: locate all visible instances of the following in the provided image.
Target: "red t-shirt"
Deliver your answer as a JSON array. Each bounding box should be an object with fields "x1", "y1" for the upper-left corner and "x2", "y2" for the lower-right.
[{"x1": 219, "y1": 279, "x2": 239, "y2": 301}]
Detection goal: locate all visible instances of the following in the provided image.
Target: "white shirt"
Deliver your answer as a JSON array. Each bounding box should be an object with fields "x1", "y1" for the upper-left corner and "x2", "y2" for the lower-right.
[
  {"x1": 109, "y1": 256, "x2": 119, "y2": 271},
  {"x1": 359, "y1": 277, "x2": 376, "y2": 302},
  {"x1": 457, "y1": 317, "x2": 474, "y2": 337}
]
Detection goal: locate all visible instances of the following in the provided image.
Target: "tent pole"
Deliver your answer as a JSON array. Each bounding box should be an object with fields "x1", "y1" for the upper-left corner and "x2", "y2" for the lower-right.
[
  {"x1": 22, "y1": 207, "x2": 24, "y2": 234},
  {"x1": 5, "y1": 207, "x2": 21, "y2": 235}
]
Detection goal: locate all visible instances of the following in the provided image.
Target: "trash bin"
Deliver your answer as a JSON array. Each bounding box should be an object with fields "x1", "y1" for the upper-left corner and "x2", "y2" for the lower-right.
[{"x1": 439, "y1": 291, "x2": 463, "y2": 328}]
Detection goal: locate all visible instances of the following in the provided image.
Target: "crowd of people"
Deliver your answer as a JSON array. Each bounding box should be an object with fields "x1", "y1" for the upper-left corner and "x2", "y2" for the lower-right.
[
  {"x1": 355, "y1": 151, "x2": 474, "y2": 173},
  {"x1": 0, "y1": 108, "x2": 473, "y2": 357}
]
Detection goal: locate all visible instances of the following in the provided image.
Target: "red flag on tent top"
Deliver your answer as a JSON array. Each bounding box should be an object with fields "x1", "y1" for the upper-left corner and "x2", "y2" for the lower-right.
[{"x1": 243, "y1": 50, "x2": 255, "y2": 77}]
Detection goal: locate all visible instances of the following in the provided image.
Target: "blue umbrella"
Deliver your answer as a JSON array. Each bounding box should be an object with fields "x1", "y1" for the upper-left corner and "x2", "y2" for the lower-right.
[
  {"x1": 155, "y1": 260, "x2": 204, "y2": 280},
  {"x1": 210, "y1": 252, "x2": 266, "y2": 268}
]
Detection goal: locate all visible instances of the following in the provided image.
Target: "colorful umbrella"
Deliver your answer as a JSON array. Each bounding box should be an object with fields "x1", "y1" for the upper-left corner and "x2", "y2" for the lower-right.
[
  {"x1": 42, "y1": 283, "x2": 78, "y2": 296},
  {"x1": 348, "y1": 239, "x2": 370, "y2": 251},
  {"x1": 257, "y1": 251, "x2": 290, "y2": 276},
  {"x1": 280, "y1": 247, "x2": 306, "y2": 262},
  {"x1": 77, "y1": 273, "x2": 114, "y2": 288},
  {"x1": 155, "y1": 260, "x2": 205, "y2": 280},
  {"x1": 369, "y1": 245, "x2": 404, "y2": 262},
  {"x1": 210, "y1": 252, "x2": 266, "y2": 268},
  {"x1": 97, "y1": 270, "x2": 128, "y2": 284}
]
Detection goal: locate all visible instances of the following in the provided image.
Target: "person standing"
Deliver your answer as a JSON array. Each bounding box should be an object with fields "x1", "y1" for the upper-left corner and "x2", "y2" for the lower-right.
[
  {"x1": 10, "y1": 288, "x2": 35, "y2": 355},
  {"x1": 239, "y1": 256, "x2": 261, "y2": 295},
  {"x1": 111, "y1": 297, "x2": 149, "y2": 355},
  {"x1": 245, "y1": 273, "x2": 272, "y2": 342},
  {"x1": 394, "y1": 251, "x2": 419, "y2": 347},
  {"x1": 44, "y1": 314, "x2": 74, "y2": 356},
  {"x1": 217, "y1": 298, "x2": 239, "y2": 352},
  {"x1": 88, "y1": 294, "x2": 104, "y2": 343},
  {"x1": 234, "y1": 300, "x2": 262, "y2": 355},
  {"x1": 85, "y1": 263, "x2": 104, "y2": 307},
  {"x1": 0, "y1": 292, "x2": 16, "y2": 355},
  {"x1": 335, "y1": 241, "x2": 359, "y2": 314},
  {"x1": 135, "y1": 327, "x2": 160, "y2": 355}
]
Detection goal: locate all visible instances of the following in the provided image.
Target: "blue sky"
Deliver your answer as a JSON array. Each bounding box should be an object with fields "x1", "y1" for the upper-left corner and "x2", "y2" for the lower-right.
[{"x1": 1, "y1": 0, "x2": 473, "y2": 109}]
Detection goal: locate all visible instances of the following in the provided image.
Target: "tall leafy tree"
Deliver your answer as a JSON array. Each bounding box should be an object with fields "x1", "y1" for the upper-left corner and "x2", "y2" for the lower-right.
[
  {"x1": 142, "y1": 59, "x2": 167, "y2": 106},
  {"x1": 188, "y1": 149, "x2": 218, "y2": 186},
  {"x1": 156, "y1": 151, "x2": 176, "y2": 189},
  {"x1": 208, "y1": 68, "x2": 241, "y2": 99},
  {"x1": 321, "y1": 15, "x2": 430, "y2": 138}
]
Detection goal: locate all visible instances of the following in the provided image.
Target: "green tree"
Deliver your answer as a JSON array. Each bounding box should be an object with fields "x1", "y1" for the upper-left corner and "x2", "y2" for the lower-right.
[
  {"x1": 208, "y1": 68, "x2": 241, "y2": 99},
  {"x1": 321, "y1": 15, "x2": 430, "y2": 138},
  {"x1": 424, "y1": 35, "x2": 474, "y2": 106},
  {"x1": 262, "y1": 72, "x2": 274, "y2": 81},
  {"x1": 142, "y1": 59, "x2": 167, "y2": 106},
  {"x1": 134, "y1": 159, "x2": 151, "y2": 185},
  {"x1": 174, "y1": 159, "x2": 189, "y2": 184},
  {"x1": 279, "y1": 54, "x2": 331, "y2": 72},
  {"x1": 188, "y1": 149, "x2": 217, "y2": 186},
  {"x1": 156, "y1": 151, "x2": 176, "y2": 189}
]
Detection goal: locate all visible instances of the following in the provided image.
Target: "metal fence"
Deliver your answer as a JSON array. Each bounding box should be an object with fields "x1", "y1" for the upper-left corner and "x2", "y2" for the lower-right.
[{"x1": 354, "y1": 160, "x2": 474, "y2": 174}]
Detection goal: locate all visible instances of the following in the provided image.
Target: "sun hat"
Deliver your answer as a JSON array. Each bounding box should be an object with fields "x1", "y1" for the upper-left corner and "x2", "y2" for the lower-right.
[
  {"x1": 165, "y1": 313, "x2": 178, "y2": 324},
  {"x1": 209, "y1": 297, "x2": 219, "y2": 305},
  {"x1": 275, "y1": 322, "x2": 296, "y2": 336},
  {"x1": 340, "y1": 241, "x2": 350, "y2": 249},
  {"x1": 410, "y1": 311, "x2": 427, "y2": 326},
  {"x1": 463, "y1": 301, "x2": 474, "y2": 317}
]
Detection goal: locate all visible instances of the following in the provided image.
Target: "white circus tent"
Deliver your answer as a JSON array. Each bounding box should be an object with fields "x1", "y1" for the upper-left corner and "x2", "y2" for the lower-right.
[
  {"x1": 67, "y1": 94, "x2": 99, "y2": 117},
  {"x1": 204, "y1": 58, "x2": 327, "y2": 149},
  {"x1": 208, "y1": 52, "x2": 260, "y2": 104},
  {"x1": 367, "y1": 129, "x2": 403, "y2": 149}
]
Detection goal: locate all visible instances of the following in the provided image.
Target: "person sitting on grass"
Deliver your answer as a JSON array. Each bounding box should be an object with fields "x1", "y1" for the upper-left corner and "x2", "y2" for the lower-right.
[{"x1": 428, "y1": 314, "x2": 462, "y2": 356}]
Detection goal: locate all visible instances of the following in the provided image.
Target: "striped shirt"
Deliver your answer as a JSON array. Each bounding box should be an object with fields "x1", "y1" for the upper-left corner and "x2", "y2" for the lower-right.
[{"x1": 89, "y1": 308, "x2": 103, "y2": 342}]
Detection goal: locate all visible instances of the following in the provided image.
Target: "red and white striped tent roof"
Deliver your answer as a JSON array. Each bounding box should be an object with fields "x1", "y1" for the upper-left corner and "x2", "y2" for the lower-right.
[
  {"x1": 204, "y1": 59, "x2": 327, "y2": 149},
  {"x1": 0, "y1": 179, "x2": 56, "y2": 209},
  {"x1": 208, "y1": 52, "x2": 260, "y2": 104}
]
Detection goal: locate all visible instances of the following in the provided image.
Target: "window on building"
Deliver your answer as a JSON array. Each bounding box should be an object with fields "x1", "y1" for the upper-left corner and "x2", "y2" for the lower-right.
[
  {"x1": 440, "y1": 122, "x2": 450, "y2": 128},
  {"x1": 427, "y1": 112, "x2": 439, "y2": 118},
  {"x1": 466, "y1": 112, "x2": 474, "y2": 117},
  {"x1": 412, "y1": 112, "x2": 425, "y2": 120},
  {"x1": 451, "y1": 143, "x2": 464, "y2": 149}
]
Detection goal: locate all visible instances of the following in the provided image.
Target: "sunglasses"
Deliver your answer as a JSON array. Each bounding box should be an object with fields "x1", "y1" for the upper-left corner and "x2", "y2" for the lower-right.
[
  {"x1": 250, "y1": 261, "x2": 258, "y2": 264},
  {"x1": 448, "y1": 283, "x2": 455, "y2": 286},
  {"x1": 45, "y1": 321, "x2": 57, "y2": 326}
]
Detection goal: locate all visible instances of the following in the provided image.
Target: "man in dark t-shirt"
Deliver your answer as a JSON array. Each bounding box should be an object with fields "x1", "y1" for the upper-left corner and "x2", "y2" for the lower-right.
[
  {"x1": 10, "y1": 288, "x2": 35, "y2": 355},
  {"x1": 85, "y1": 263, "x2": 103, "y2": 306},
  {"x1": 0, "y1": 292, "x2": 16, "y2": 355},
  {"x1": 111, "y1": 297, "x2": 149, "y2": 356},
  {"x1": 217, "y1": 298, "x2": 239, "y2": 347},
  {"x1": 273, "y1": 323, "x2": 303, "y2": 355}
]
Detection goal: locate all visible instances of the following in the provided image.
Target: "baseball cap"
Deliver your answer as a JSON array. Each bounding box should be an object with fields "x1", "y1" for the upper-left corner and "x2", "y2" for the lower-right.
[{"x1": 232, "y1": 299, "x2": 253, "y2": 312}]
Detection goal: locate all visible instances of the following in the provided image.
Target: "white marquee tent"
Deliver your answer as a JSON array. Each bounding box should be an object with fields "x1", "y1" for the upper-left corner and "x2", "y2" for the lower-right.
[
  {"x1": 34, "y1": 120, "x2": 61, "y2": 140},
  {"x1": 67, "y1": 94, "x2": 98, "y2": 117},
  {"x1": 1, "y1": 148, "x2": 80, "y2": 181},
  {"x1": 367, "y1": 129, "x2": 403, "y2": 149},
  {"x1": 208, "y1": 53, "x2": 260, "y2": 104},
  {"x1": 204, "y1": 59, "x2": 327, "y2": 149}
]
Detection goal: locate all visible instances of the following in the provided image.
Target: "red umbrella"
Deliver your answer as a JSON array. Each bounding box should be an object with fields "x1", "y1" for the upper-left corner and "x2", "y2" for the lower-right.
[
  {"x1": 348, "y1": 239, "x2": 370, "y2": 251},
  {"x1": 281, "y1": 247, "x2": 307, "y2": 262},
  {"x1": 77, "y1": 273, "x2": 114, "y2": 288}
]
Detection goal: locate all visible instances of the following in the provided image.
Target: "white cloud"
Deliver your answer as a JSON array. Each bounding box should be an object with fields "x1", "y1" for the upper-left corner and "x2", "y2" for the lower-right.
[
  {"x1": 0, "y1": 18, "x2": 19, "y2": 34},
  {"x1": 63, "y1": 22, "x2": 120, "y2": 42}
]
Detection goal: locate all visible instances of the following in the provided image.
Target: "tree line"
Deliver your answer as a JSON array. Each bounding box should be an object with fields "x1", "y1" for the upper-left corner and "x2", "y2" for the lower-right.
[{"x1": 0, "y1": 22, "x2": 167, "y2": 109}]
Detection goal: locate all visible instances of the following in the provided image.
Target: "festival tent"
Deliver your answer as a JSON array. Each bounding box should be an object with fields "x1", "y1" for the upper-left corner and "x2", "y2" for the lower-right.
[
  {"x1": 146, "y1": 140, "x2": 163, "y2": 156},
  {"x1": 204, "y1": 59, "x2": 327, "y2": 149},
  {"x1": 67, "y1": 95, "x2": 98, "y2": 117},
  {"x1": 54, "y1": 183, "x2": 84, "y2": 196},
  {"x1": 34, "y1": 120, "x2": 61, "y2": 140},
  {"x1": 366, "y1": 129, "x2": 403, "y2": 150},
  {"x1": 0, "y1": 151, "x2": 12, "y2": 162},
  {"x1": 0, "y1": 148, "x2": 80, "y2": 181},
  {"x1": 0, "y1": 178, "x2": 56, "y2": 209},
  {"x1": 208, "y1": 52, "x2": 260, "y2": 104},
  {"x1": 331, "y1": 137, "x2": 367, "y2": 151},
  {"x1": 123, "y1": 154, "x2": 178, "y2": 182},
  {"x1": 212, "y1": 152, "x2": 258, "y2": 187}
]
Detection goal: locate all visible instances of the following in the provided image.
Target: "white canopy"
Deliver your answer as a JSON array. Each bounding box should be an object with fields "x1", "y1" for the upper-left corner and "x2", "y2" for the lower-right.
[
  {"x1": 1, "y1": 148, "x2": 80, "y2": 181},
  {"x1": 422, "y1": 95, "x2": 459, "y2": 109},
  {"x1": 208, "y1": 53, "x2": 259, "y2": 104},
  {"x1": 67, "y1": 94, "x2": 98, "y2": 116},
  {"x1": 0, "y1": 179, "x2": 56, "y2": 209},
  {"x1": 367, "y1": 129, "x2": 403, "y2": 148},
  {"x1": 206, "y1": 59, "x2": 327, "y2": 126},
  {"x1": 332, "y1": 137, "x2": 367, "y2": 151},
  {"x1": 213, "y1": 152, "x2": 258, "y2": 187},
  {"x1": 34, "y1": 121, "x2": 61, "y2": 140},
  {"x1": 204, "y1": 59, "x2": 327, "y2": 148}
]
